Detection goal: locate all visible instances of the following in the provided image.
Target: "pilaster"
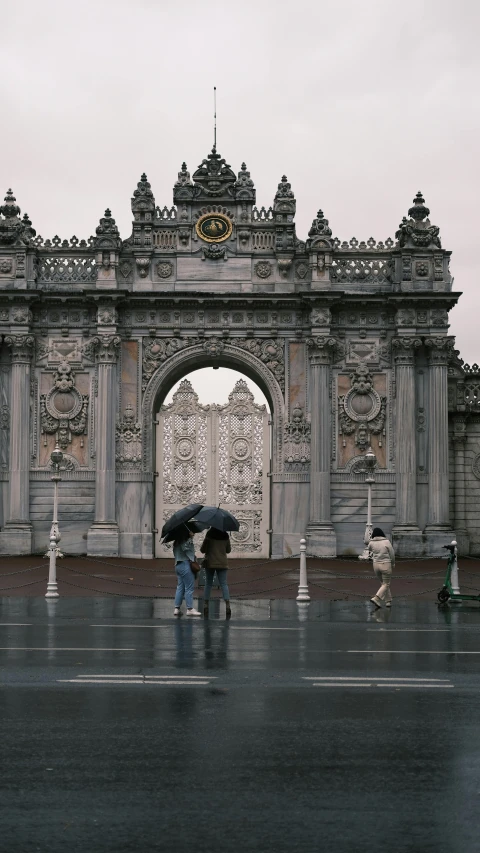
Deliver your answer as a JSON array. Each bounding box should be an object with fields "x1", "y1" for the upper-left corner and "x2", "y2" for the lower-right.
[
  {"x1": 87, "y1": 333, "x2": 121, "y2": 556},
  {"x1": 391, "y1": 337, "x2": 423, "y2": 556},
  {"x1": 0, "y1": 334, "x2": 34, "y2": 554},
  {"x1": 452, "y1": 415, "x2": 469, "y2": 555},
  {"x1": 305, "y1": 337, "x2": 337, "y2": 556},
  {"x1": 423, "y1": 336, "x2": 455, "y2": 554}
]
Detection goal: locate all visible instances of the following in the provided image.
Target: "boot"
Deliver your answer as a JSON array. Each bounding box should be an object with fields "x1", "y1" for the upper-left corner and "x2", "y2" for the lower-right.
[
  {"x1": 225, "y1": 600, "x2": 231, "y2": 619},
  {"x1": 203, "y1": 601, "x2": 209, "y2": 619}
]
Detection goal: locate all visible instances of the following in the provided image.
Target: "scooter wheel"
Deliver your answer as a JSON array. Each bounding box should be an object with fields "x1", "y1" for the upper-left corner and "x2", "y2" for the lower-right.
[{"x1": 437, "y1": 587, "x2": 450, "y2": 604}]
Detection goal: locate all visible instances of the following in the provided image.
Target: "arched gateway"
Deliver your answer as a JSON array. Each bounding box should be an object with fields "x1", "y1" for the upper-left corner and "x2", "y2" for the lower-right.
[{"x1": 0, "y1": 151, "x2": 476, "y2": 558}]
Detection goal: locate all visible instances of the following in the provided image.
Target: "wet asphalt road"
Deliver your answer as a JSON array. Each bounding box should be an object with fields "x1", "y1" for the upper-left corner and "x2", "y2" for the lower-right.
[{"x1": 1, "y1": 597, "x2": 480, "y2": 853}]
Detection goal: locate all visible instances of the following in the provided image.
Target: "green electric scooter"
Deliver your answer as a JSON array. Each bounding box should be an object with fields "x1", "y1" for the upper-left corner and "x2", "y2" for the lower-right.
[{"x1": 437, "y1": 542, "x2": 480, "y2": 604}]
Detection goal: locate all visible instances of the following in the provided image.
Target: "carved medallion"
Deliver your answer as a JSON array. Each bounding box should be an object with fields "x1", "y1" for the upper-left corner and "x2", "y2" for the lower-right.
[
  {"x1": 254, "y1": 261, "x2": 272, "y2": 279},
  {"x1": 157, "y1": 261, "x2": 173, "y2": 278},
  {"x1": 195, "y1": 212, "x2": 232, "y2": 243}
]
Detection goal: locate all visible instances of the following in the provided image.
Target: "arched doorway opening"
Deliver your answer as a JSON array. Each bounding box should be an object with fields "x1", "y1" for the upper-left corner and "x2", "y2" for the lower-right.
[{"x1": 154, "y1": 366, "x2": 272, "y2": 558}]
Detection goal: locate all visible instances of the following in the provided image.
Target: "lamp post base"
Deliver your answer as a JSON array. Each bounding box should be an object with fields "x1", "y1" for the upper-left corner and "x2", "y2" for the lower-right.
[{"x1": 45, "y1": 582, "x2": 59, "y2": 599}]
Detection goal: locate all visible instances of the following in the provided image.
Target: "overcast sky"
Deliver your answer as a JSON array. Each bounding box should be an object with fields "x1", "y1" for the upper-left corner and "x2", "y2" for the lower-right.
[{"x1": 2, "y1": 0, "x2": 479, "y2": 399}]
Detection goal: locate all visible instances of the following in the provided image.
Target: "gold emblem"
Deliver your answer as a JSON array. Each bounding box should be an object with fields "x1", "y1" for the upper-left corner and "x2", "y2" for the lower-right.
[{"x1": 195, "y1": 212, "x2": 232, "y2": 243}]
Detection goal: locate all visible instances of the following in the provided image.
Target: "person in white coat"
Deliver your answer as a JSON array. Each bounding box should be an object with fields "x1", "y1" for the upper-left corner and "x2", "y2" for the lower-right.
[{"x1": 368, "y1": 527, "x2": 395, "y2": 609}]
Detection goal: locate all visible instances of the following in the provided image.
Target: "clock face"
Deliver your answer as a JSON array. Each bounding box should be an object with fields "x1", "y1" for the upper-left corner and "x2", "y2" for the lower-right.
[{"x1": 196, "y1": 213, "x2": 232, "y2": 243}]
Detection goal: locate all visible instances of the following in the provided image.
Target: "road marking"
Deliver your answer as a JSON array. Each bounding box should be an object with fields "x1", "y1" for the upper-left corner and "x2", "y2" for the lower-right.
[
  {"x1": 311, "y1": 683, "x2": 372, "y2": 687},
  {"x1": 73, "y1": 674, "x2": 217, "y2": 680},
  {"x1": 58, "y1": 673, "x2": 216, "y2": 686},
  {"x1": 310, "y1": 683, "x2": 454, "y2": 689},
  {"x1": 374, "y1": 684, "x2": 454, "y2": 688},
  {"x1": 304, "y1": 676, "x2": 454, "y2": 689},
  {"x1": 89, "y1": 625, "x2": 170, "y2": 628},
  {"x1": 0, "y1": 623, "x2": 32, "y2": 626},
  {"x1": 58, "y1": 679, "x2": 212, "y2": 685},
  {"x1": 347, "y1": 650, "x2": 480, "y2": 655},
  {"x1": 367, "y1": 628, "x2": 450, "y2": 633},
  {"x1": 303, "y1": 677, "x2": 450, "y2": 682},
  {"x1": 229, "y1": 627, "x2": 300, "y2": 631},
  {"x1": 0, "y1": 647, "x2": 136, "y2": 651}
]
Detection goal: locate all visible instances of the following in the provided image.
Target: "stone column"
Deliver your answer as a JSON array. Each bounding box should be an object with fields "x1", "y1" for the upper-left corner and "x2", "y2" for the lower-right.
[
  {"x1": 305, "y1": 337, "x2": 337, "y2": 556},
  {"x1": 87, "y1": 334, "x2": 121, "y2": 556},
  {"x1": 424, "y1": 337, "x2": 454, "y2": 553},
  {"x1": 452, "y1": 415, "x2": 469, "y2": 555},
  {"x1": 0, "y1": 335, "x2": 34, "y2": 553},
  {"x1": 391, "y1": 337, "x2": 423, "y2": 556}
]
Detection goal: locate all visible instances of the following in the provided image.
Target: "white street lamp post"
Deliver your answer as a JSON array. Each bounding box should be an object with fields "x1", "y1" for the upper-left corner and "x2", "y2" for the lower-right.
[
  {"x1": 45, "y1": 442, "x2": 64, "y2": 598},
  {"x1": 358, "y1": 446, "x2": 377, "y2": 561}
]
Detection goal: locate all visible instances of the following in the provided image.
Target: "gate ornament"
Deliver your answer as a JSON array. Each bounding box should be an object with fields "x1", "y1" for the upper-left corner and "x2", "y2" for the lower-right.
[
  {"x1": 40, "y1": 360, "x2": 88, "y2": 450},
  {"x1": 116, "y1": 404, "x2": 141, "y2": 468},
  {"x1": 395, "y1": 192, "x2": 441, "y2": 249},
  {"x1": 284, "y1": 406, "x2": 311, "y2": 464},
  {"x1": 339, "y1": 363, "x2": 386, "y2": 450},
  {"x1": 196, "y1": 212, "x2": 232, "y2": 243}
]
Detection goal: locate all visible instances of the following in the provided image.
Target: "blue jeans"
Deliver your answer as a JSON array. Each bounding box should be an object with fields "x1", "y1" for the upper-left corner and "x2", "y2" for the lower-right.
[
  {"x1": 204, "y1": 568, "x2": 230, "y2": 601},
  {"x1": 174, "y1": 560, "x2": 195, "y2": 609}
]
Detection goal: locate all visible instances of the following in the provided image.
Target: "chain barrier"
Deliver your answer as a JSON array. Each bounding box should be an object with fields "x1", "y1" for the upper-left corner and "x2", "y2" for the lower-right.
[
  {"x1": 0, "y1": 551, "x2": 478, "y2": 599},
  {"x1": 60, "y1": 564, "x2": 174, "y2": 590}
]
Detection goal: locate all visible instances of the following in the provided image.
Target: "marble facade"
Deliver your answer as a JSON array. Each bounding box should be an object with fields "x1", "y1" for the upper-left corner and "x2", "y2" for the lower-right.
[{"x1": 0, "y1": 152, "x2": 474, "y2": 557}]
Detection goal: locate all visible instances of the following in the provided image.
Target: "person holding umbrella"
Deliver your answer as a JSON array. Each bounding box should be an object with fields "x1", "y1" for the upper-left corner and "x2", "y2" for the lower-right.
[
  {"x1": 201, "y1": 529, "x2": 232, "y2": 619},
  {"x1": 195, "y1": 506, "x2": 239, "y2": 619},
  {"x1": 172, "y1": 523, "x2": 201, "y2": 617}
]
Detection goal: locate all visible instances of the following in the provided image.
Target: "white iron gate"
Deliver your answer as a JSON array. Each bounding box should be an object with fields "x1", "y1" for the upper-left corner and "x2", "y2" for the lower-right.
[{"x1": 155, "y1": 378, "x2": 270, "y2": 558}]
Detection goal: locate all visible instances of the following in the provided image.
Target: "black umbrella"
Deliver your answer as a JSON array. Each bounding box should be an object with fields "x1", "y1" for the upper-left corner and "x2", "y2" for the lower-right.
[
  {"x1": 193, "y1": 506, "x2": 240, "y2": 532},
  {"x1": 160, "y1": 504, "x2": 204, "y2": 538},
  {"x1": 161, "y1": 519, "x2": 206, "y2": 544}
]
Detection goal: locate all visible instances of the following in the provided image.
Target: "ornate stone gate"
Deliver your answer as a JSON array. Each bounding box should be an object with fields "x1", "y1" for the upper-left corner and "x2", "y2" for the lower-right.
[
  {"x1": 0, "y1": 148, "x2": 477, "y2": 558},
  {"x1": 156, "y1": 378, "x2": 270, "y2": 558}
]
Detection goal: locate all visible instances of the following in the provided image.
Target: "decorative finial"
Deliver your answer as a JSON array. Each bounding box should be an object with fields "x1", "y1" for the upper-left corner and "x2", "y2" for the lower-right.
[
  {"x1": 408, "y1": 191, "x2": 430, "y2": 222},
  {"x1": 213, "y1": 86, "x2": 217, "y2": 152}
]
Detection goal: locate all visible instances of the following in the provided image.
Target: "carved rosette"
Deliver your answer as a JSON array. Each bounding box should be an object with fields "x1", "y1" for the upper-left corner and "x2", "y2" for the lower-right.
[
  {"x1": 425, "y1": 336, "x2": 455, "y2": 366},
  {"x1": 310, "y1": 307, "x2": 332, "y2": 328},
  {"x1": 5, "y1": 334, "x2": 34, "y2": 363},
  {"x1": 392, "y1": 337, "x2": 422, "y2": 365},
  {"x1": 91, "y1": 335, "x2": 121, "y2": 364}
]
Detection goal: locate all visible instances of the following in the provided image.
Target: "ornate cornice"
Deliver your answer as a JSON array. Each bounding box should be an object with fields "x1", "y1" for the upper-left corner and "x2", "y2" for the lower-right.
[{"x1": 5, "y1": 334, "x2": 34, "y2": 363}]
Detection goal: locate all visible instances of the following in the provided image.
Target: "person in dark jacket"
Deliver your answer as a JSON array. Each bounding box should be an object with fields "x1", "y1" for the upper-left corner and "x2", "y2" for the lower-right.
[
  {"x1": 368, "y1": 527, "x2": 395, "y2": 609},
  {"x1": 201, "y1": 528, "x2": 232, "y2": 618}
]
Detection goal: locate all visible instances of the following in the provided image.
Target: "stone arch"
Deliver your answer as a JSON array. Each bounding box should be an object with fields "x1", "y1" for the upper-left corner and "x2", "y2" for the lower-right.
[{"x1": 141, "y1": 341, "x2": 285, "y2": 474}]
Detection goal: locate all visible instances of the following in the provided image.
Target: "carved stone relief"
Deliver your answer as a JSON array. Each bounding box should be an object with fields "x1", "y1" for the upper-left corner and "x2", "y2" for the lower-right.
[
  {"x1": 40, "y1": 360, "x2": 89, "y2": 450},
  {"x1": 116, "y1": 404, "x2": 142, "y2": 469},
  {"x1": 283, "y1": 406, "x2": 311, "y2": 464},
  {"x1": 338, "y1": 363, "x2": 386, "y2": 452}
]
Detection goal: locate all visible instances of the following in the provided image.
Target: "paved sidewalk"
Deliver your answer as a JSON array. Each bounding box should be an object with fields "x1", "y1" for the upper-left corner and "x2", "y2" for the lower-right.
[{"x1": 0, "y1": 553, "x2": 479, "y2": 601}]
